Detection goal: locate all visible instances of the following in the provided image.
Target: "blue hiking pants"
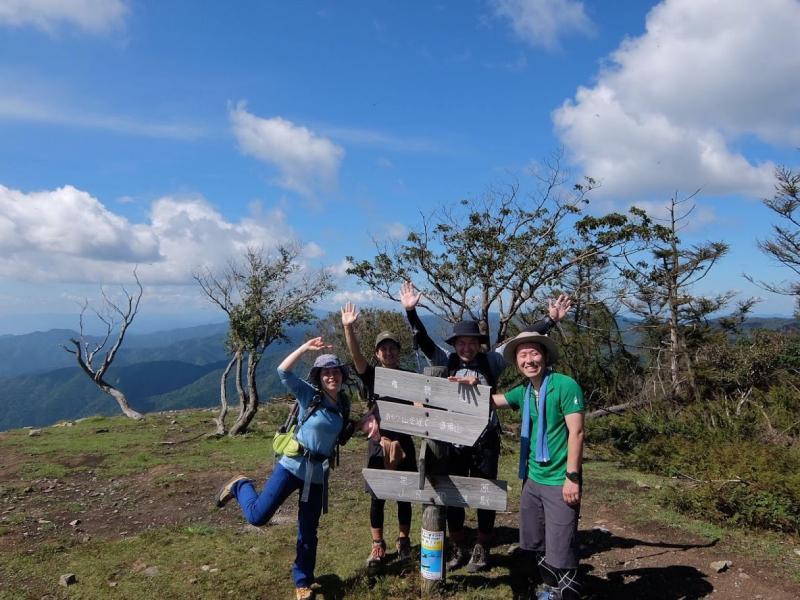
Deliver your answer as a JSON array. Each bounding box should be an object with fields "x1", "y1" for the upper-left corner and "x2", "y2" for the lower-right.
[{"x1": 233, "y1": 462, "x2": 323, "y2": 588}]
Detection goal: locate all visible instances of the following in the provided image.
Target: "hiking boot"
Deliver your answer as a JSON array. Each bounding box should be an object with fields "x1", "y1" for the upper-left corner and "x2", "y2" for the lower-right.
[
  {"x1": 446, "y1": 543, "x2": 469, "y2": 571},
  {"x1": 295, "y1": 587, "x2": 314, "y2": 600},
  {"x1": 366, "y1": 539, "x2": 386, "y2": 573},
  {"x1": 214, "y1": 474, "x2": 250, "y2": 508},
  {"x1": 396, "y1": 536, "x2": 412, "y2": 561},
  {"x1": 466, "y1": 542, "x2": 489, "y2": 572}
]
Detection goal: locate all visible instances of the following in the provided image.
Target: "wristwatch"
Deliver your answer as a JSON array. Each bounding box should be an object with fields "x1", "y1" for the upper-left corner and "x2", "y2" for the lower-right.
[{"x1": 565, "y1": 471, "x2": 582, "y2": 484}]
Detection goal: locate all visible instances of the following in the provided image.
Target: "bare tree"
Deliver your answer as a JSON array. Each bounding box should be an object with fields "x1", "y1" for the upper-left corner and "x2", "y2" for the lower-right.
[
  {"x1": 195, "y1": 244, "x2": 334, "y2": 436},
  {"x1": 62, "y1": 272, "x2": 144, "y2": 420},
  {"x1": 348, "y1": 154, "x2": 654, "y2": 344}
]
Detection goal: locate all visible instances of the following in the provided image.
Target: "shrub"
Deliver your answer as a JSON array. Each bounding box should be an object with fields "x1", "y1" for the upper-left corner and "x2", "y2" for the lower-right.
[{"x1": 587, "y1": 397, "x2": 800, "y2": 533}]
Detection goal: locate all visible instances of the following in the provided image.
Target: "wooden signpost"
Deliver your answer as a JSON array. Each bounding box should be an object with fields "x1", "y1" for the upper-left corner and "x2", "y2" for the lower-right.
[
  {"x1": 360, "y1": 468, "x2": 507, "y2": 511},
  {"x1": 362, "y1": 366, "x2": 508, "y2": 594}
]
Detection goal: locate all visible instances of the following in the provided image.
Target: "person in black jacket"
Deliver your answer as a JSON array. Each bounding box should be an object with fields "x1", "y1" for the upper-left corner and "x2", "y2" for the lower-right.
[
  {"x1": 341, "y1": 302, "x2": 418, "y2": 572},
  {"x1": 399, "y1": 281, "x2": 570, "y2": 572}
]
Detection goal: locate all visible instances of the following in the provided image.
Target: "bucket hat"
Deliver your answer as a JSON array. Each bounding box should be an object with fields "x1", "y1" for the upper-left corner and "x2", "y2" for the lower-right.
[
  {"x1": 309, "y1": 354, "x2": 349, "y2": 383},
  {"x1": 445, "y1": 320, "x2": 490, "y2": 346}
]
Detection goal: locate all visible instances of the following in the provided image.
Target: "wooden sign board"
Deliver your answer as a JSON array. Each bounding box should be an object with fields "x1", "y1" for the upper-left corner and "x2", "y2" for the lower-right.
[
  {"x1": 375, "y1": 400, "x2": 486, "y2": 446},
  {"x1": 363, "y1": 468, "x2": 508, "y2": 512},
  {"x1": 373, "y1": 367, "x2": 491, "y2": 419}
]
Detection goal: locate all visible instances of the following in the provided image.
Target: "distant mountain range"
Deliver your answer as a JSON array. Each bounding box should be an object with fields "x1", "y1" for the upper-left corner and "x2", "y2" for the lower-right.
[
  {"x1": 0, "y1": 313, "x2": 796, "y2": 431},
  {"x1": 0, "y1": 323, "x2": 230, "y2": 378},
  {"x1": 0, "y1": 322, "x2": 297, "y2": 431}
]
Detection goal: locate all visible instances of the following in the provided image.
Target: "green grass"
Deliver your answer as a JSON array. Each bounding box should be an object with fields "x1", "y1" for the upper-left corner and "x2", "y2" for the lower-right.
[
  {"x1": 1, "y1": 408, "x2": 798, "y2": 597},
  {"x1": 0, "y1": 410, "x2": 289, "y2": 479}
]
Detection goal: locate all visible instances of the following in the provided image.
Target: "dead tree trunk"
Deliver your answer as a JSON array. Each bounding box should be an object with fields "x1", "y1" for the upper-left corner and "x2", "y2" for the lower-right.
[
  {"x1": 98, "y1": 378, "x2": 143, "y2": 420},
  {"x1": 63, "y1": 271, "x2": 145, "y2": 421}
]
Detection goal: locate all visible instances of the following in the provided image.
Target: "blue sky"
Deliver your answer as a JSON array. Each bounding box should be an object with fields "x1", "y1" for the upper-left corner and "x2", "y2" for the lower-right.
[{"x1": 1, "y1": 0, "x2": 799, "y2": 334}]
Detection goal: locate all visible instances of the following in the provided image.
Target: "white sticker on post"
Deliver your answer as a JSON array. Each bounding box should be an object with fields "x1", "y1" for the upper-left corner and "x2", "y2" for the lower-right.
[{"x1": 420, "y1": 528, "x2": 444, "y2": 580}]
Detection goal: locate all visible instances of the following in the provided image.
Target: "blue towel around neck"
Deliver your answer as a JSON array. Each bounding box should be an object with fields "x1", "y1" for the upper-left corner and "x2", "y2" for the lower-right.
[
  {"x1": 534, "y1": 373, "x2": 551, "y2": 463},
  {"x1": 519, "y1": 372, "x2": 550, "y2": 479}
]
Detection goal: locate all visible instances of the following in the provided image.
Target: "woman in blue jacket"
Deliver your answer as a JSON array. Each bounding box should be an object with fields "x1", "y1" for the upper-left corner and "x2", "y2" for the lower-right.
[{"x1": 215, "y1": 337, "x2": 352, "y2": 600}]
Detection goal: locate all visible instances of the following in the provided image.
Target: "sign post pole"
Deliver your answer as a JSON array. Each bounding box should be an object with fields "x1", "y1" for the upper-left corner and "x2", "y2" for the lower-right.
[
  {"x1": 420, "y1": 438, "x2": 447, "y2": 594},
  {"x1": 363, "y1": 366, "x2": 508, "y2": 596}
]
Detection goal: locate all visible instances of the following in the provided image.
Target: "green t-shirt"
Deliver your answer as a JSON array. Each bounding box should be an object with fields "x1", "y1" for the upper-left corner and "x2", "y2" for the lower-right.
[{"x1": 504, "y1": 372, "x2": 584, "y2": 485}]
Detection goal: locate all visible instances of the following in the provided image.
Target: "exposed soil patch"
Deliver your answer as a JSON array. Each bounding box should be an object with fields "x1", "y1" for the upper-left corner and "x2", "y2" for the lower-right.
[{"x1": 0, "y1": 435, "x2": 797, "y2": 598}]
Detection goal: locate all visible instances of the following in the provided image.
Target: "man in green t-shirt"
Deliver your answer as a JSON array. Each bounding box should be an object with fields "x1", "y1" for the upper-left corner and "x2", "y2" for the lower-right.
[{"x1": 492, "y1": 331, "x2": 585, "y2": 600}]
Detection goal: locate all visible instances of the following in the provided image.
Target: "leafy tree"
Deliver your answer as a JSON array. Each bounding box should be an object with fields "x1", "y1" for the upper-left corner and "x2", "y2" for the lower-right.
[
  {"x1": 348, "y1": 155, "x2": 654, "y2": 344},
  {"x1": 195, "y1": 245, "x2": 333, "y2": 435},
  {"x1": 620, "y1": 195, "x2": 731, "y2": 401},
  {"x1": 62, "y1": 271, "x2": 144, "y2": 420},
  {"x1": 750, "y1": 166, "x2": 800, "y2": 313},
  {"x1": 539, "y1": 257, "x2": 642, "y2": 410}
]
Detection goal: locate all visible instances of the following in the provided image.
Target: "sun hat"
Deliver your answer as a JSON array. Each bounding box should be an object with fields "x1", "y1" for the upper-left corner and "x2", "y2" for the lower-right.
[
  {"x1": 374, "y1": 331, "x2": 401, "y2": 351},
  {"x1": 309, "y1": 354, "x2": 349, "y2": 383},
  {"x1": 501, "y1": 331, "x2": 560, "y2": 366},
  {"x1": 445, "y1": 320, "x2": 490, "y2": 346}
]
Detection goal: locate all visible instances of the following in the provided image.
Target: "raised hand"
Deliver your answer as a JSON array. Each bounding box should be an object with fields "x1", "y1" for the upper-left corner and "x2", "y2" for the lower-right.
[
  {"x1": 400, "y1": 281, "x2": 421, "y2": 310},
  {"x1": 341, "y1": 302, "x2": 359, "y2": 327},
  {"x1": 548, "y1": 294, "x2": 572, "y2": 322},
  {"x1": 303, "y1": 337, "x2": 331, "y2": 352}
]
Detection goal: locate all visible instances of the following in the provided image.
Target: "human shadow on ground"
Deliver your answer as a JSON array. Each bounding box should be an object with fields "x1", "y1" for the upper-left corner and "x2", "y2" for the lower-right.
[
  {"x1": 455, "y1": 555, "x2": 714, "y2": 600},
  {"x1": 579, "y1": 527, "x2": 719, "y2": 561},
  {"x1": 450, "y1": 526, "x2": 718, "y2": 599},
  {"x1": 313, "y1": 573, "x2": 346, "y2": 600},
  {"x1": 582, "y1": 563, "x2": 714, "y2": 599}
]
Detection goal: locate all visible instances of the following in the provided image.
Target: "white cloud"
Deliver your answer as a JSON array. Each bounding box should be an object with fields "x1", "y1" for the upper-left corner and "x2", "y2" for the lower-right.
[
  {"x1": 0, "y1": 184, "x2": 159, "y2": 262},
  {"x1": 0, "y1": 183, "x2": 295, "y2": 284},
  {"x1": 553, "y1": 0, "x2": 800, "y2": 202},
  {"x1": 330, "y1": 289, "x2": 387, "y2": 306},
  {"x1": 386, "y1": 222, "x2": 408, "y2": 240},
  {"x1": 0, "y1": 94, "x2": 205, "y2": 140},
  {"x1": 0, "y1": 0, "x2": 128, "y2": 34},
  {"x1": 303, "y1": 242, "x2": 325, "y2": 259},
  {"x1": 491, "y1": 0, "x2": 594, "y2": 50},
  {"x1": 329, "y1": 258, "x2": 353, "y2": 277},
  {"x1": 629, "y1": 198, "x2": 717, "y2": 233},
  {"x1": 230, "y1": 102, "x2": 345, "y2": 198},
  {"x1": 321, "y1": 125, "x2": 441, "y2": 154}
]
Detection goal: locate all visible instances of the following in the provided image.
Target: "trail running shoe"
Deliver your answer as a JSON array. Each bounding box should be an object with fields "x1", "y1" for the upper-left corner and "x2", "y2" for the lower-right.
[
  {"x1": 446, "y1": 543, "x2": 469, "y2": 571},
  {"x1": 396, "y1": 536, "x2": 412, "y2": 561},
  {"x1": 367, "y1": 539, "x2": 386, "y2": 573},
  {"x1": 295, "y1": 586, "x2": 314, "y2": 600},
  {"x1": 535, "y1": 585, "x2": 561, "y2": 600},
  {"x1": 214, "y1": 474, "x2": 250, "y2": 508},
  {"x1": 466, "y1": 542, "x2": 489, "y2": 572}
]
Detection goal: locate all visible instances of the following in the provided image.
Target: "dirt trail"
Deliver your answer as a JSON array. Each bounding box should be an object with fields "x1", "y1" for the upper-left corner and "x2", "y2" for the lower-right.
[{"x1": 1, "y1": 440, "x2": 798, "y2": 599}]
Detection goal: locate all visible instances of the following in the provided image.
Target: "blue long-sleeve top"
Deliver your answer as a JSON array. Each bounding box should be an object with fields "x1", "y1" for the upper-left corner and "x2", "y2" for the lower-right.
[{"x1": 277, "y1": 368, "x2": 344, "y2": 484}]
